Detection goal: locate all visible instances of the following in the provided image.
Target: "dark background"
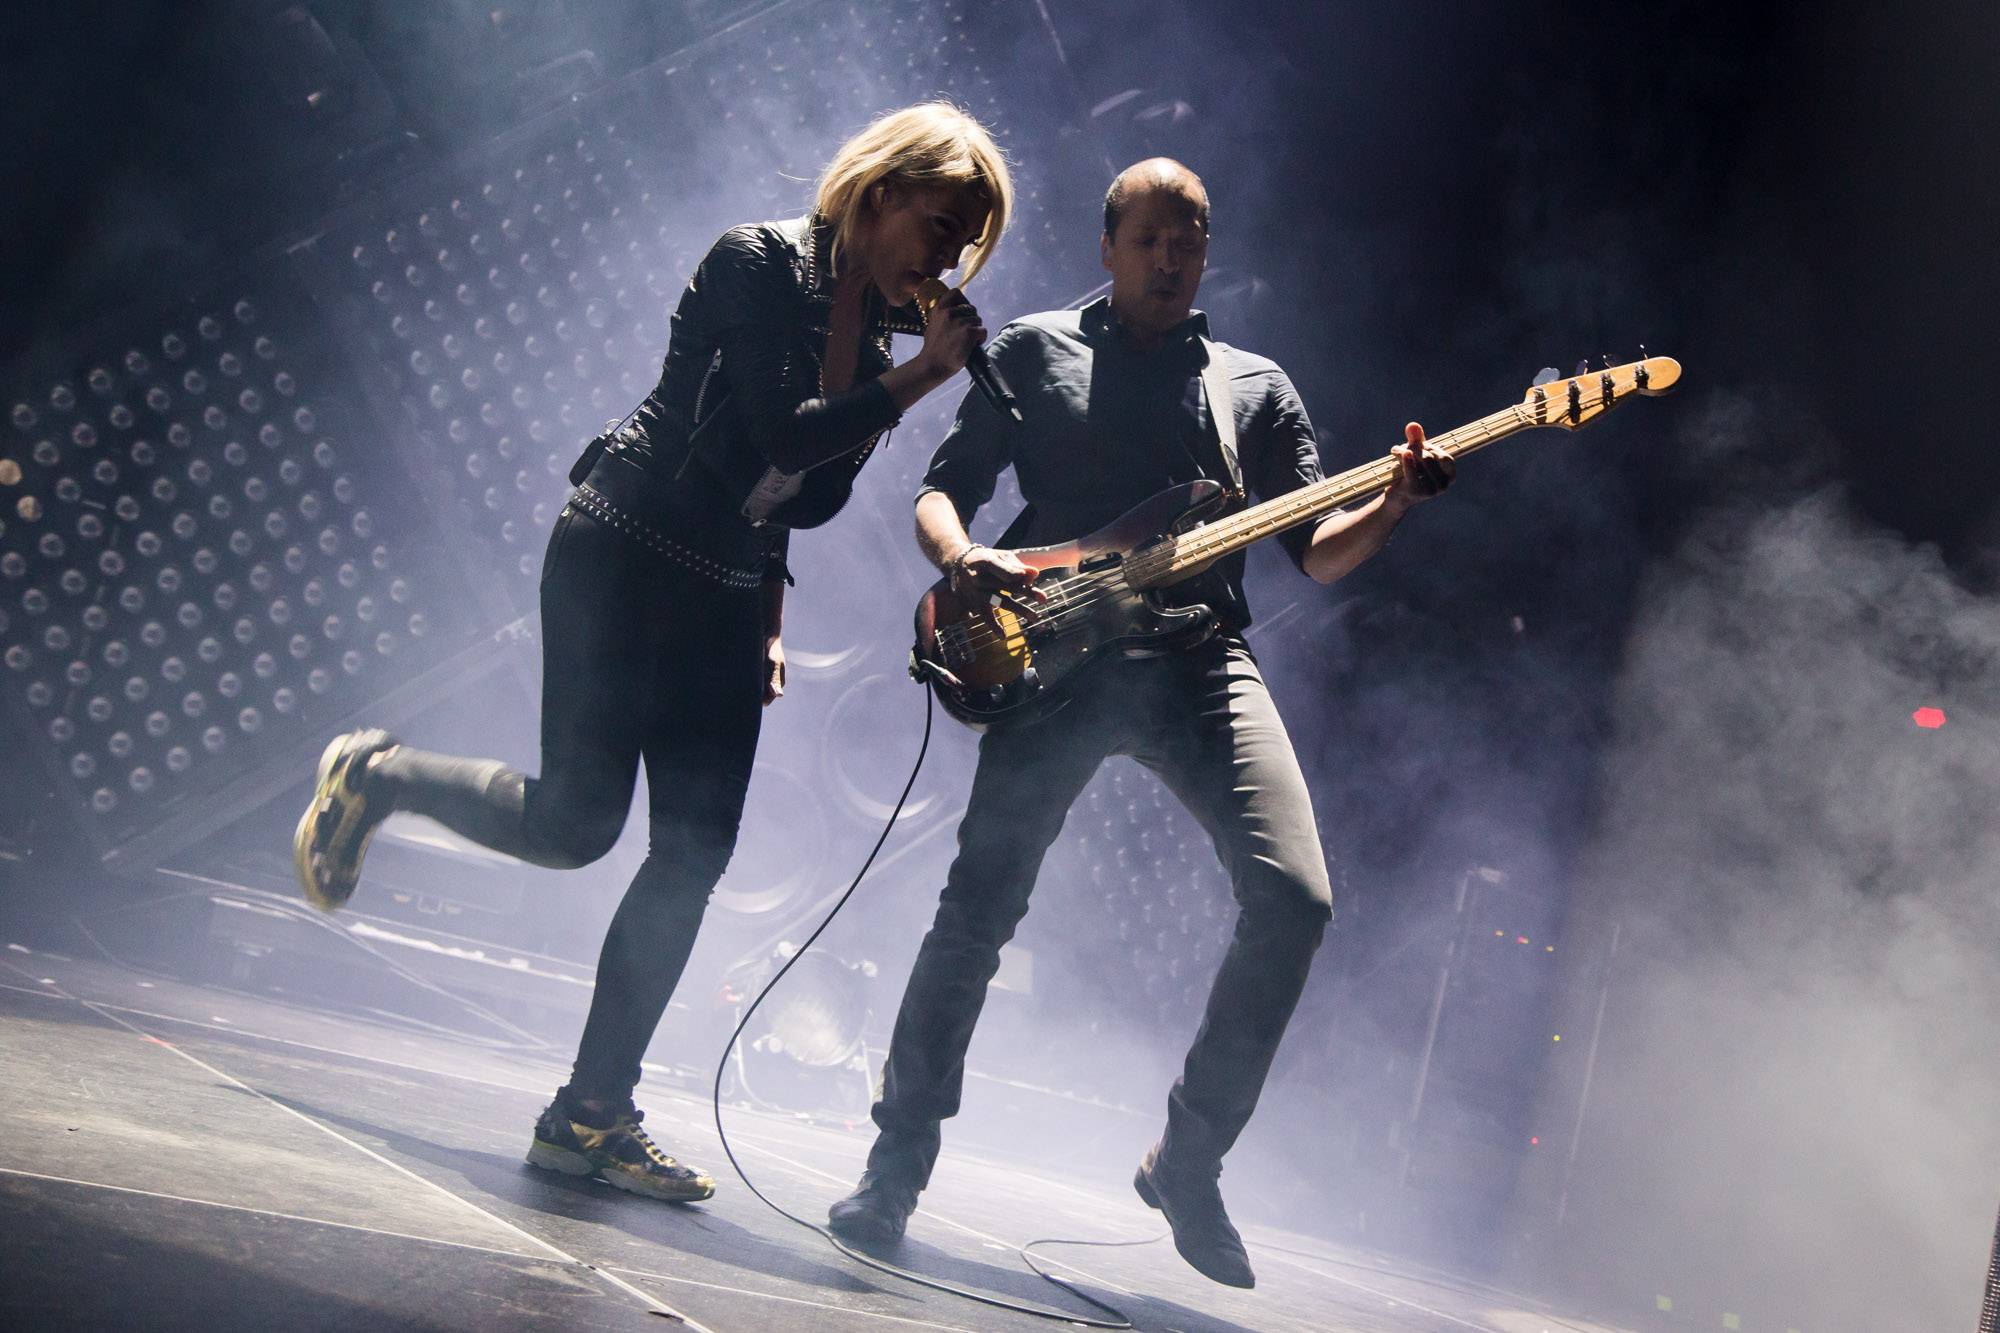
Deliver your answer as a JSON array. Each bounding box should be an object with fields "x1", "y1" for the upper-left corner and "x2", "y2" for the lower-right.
[
  {"x1": 11, "y1": 2, "x2": 1996, "y2": 551},
  {"x1": 3, "y1": 3, "x2": 1996, "y2": 1328}
]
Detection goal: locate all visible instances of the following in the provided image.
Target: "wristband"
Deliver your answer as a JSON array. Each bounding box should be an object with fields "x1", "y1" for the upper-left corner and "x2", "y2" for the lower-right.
[{"x1": 944, "y1": 543, "x2": 984, "y2": 578}]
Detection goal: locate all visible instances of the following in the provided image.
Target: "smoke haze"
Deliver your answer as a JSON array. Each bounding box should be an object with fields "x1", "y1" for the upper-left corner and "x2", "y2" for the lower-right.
[{"x1": 1544, "y1": 390, "x2": 2000, "y2": 1328}]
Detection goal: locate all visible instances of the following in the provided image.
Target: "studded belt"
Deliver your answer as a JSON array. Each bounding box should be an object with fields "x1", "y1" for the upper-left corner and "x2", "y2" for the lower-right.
[{"x1": 567, "y1": 484, "x2": 765, "y2": 590}]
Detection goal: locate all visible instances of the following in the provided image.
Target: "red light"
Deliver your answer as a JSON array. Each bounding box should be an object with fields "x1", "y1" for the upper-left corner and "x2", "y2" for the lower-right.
[
  {"x1": 1516, "y1": 935, "x2": 1530, "y2": 945},
  {"x1": 1529, "y1": 1136, "x2": 1540, "y2": 1146},
  {"x1": 1913, "y1": 707, "x2": 1946, "y2": 729}
]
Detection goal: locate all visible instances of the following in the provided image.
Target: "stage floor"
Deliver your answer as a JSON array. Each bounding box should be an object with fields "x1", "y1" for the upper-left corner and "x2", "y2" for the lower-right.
[{"x1": 0, "y1": 944, "x2": 1631, "y2": 1333}]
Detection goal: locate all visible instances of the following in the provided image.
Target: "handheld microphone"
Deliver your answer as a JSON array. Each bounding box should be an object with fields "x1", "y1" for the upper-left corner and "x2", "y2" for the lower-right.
[{"x1": 915, "y1": 278, "x2": 1023, "y2": 423}]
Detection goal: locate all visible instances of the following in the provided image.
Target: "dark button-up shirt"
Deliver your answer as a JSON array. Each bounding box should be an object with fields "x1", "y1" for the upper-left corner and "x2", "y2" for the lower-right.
[{"x1": 918, "y1": 297, "x2": 1325, "y2": 630}]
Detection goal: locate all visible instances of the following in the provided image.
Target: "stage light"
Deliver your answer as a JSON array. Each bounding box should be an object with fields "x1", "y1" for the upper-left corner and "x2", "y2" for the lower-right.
[
  {"x1": 1912, "y1": 706, "x2": 1945, "y2": 729},
  {"x1": 1, "y1": 298, "x2": 451, "y2": 847},
  {"x1": 331, "y1": 126, "x2": 687, "y2": 593},
  {"x1": 738, "y1": 946, "x2": 872, "y2": 1069}
]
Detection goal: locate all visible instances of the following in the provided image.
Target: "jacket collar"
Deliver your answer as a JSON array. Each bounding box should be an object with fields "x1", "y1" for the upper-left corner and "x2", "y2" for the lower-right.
[{"x1": 782, "y1": 214, "x2": 927, "y2": 337}]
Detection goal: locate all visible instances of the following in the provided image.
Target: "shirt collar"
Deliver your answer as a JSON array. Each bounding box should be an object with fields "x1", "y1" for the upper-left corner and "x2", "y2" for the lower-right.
[{"x1": 1079, "y1": 295, "x2": 1210, "y2": 352}]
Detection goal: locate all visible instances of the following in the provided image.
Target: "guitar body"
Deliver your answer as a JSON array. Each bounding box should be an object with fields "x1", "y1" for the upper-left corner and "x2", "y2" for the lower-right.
[
  {"x1": 910, "y1": 354, "x2": 1681, "y2": 732},
  {"x1": 913, "y1": 480, "x2": 1231, "y2": 730}
]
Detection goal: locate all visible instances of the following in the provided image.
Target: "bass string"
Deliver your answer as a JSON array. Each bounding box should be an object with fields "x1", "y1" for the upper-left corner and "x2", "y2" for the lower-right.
[
  {"x1": 944, "y1": 411, "x2": 1519, "y2": 656},
  {"x1": 935, "y1": 562, "x2": 1128, "y2": 655},
  {"x1": 945, "y1": 467, "x2": 1392, "y2": 655},
  {"x1": 1140, "y1": 403, "x2": 1527, "y2": 576},
  {"x1": 942, "y1": 451, "x2": 1411, "y2": 656}
]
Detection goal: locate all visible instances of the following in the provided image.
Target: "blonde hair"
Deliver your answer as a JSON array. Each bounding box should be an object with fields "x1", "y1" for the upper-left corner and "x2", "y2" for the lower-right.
[{"x1": 815, "y1": 102, "x2": 1013, "y2": 286}]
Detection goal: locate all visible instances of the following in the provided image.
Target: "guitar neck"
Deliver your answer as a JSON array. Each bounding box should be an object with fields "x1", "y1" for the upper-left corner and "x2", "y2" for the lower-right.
[{"x1": 1126, "y1": 401, "x2": 1536, "y2": 589}]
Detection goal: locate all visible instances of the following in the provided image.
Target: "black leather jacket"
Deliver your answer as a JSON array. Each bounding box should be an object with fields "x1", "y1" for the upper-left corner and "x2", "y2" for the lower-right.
[{"x1": 599, "y1": 214, "x2": 924, "y2": 580}]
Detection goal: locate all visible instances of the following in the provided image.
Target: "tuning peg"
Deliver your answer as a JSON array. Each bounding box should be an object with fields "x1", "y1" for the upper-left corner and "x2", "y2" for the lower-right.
[
  {"x1": 1533, "y1": 366, "x2": 1560, "y2": 386},
  {"x1": 1600, "y1": 353, "x2": 1611, "y2": 370},
  {"x1": 1639, "y1": 343, "x2": 1648, "y2": 360},
  {"x1": 1574, "y1": 360, "x2": 1588, "y2": 377}
]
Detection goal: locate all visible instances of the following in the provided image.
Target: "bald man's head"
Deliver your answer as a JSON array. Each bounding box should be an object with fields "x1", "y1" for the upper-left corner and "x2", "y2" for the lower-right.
[
  {"x1": 1103, "y1": 158, "x2": 1210, "y2": 241},
  {"x1": 1099, "y1": 158, "x2": 1211, "y2": 346}
]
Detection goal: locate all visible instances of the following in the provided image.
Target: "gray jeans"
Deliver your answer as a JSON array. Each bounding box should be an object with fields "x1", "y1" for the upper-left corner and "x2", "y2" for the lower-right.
[{"x1": 869, "y1": 635, "x2": 1334, "y2": 1183}]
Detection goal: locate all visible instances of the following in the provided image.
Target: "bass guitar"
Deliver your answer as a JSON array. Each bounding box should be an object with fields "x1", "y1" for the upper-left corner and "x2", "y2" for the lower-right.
[{"x1": 911, "y1": 355, "x2": 1681, "y2": 730}]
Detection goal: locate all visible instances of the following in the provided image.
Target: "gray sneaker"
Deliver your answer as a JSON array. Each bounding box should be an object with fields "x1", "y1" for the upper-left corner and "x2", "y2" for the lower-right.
[
  {"x1": 526, "y1": 1097, "x2": 716, "y2": 1203},
  {"x1": 293, "y1": 729, "x2": 399, "y2": 913}
]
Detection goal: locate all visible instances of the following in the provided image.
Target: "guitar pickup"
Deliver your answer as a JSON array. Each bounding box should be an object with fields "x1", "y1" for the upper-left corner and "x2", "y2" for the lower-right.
[{"x1": 1077, "y1": 550, "x2": 1123, "y2": 572}]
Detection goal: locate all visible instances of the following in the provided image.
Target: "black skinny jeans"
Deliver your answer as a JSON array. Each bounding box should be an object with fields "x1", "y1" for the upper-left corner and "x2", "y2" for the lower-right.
[
  {"x1": 867, "y1": 636, "x2": 1335, "y2": 1184},
  {"x1": 373, "y1": 454, "x2": 768, "y2": 1104}
]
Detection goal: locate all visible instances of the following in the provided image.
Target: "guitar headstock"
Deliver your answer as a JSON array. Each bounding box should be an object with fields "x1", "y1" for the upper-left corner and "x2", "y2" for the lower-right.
[{"x1": 1523, "y1": 355, "x2": 1681, "y2": 431}]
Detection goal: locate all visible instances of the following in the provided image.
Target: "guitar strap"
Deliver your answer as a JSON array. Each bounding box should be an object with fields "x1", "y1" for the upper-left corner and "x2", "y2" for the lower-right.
[
  {"x1": 1197, "y1": 336, "x2": 1240, "y2": 492},
  {"x1": 994, "y1": 499, "x2": 1037, "y2": 549}
]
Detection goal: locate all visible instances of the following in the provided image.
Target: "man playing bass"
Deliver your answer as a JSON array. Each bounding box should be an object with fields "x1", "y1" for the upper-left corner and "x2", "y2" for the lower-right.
[{"x1": 827, "y1": 158, "x2": 1454, "y2": 1287}]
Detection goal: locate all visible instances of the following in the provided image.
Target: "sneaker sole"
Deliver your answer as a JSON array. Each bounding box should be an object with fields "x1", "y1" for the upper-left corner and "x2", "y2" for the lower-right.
[
  {"x1": 525, "y1": 1139, "x2": 596, "y2": 1177},
  {"x1": 291, "y1": 736, "x2": 343, "y2": 910},
  {"x1": 293, "y1": 733, "x2": 381, "y2": 913},
  {"x1": 599, "y1": 1167, "x2": 715, "y2": 1204},
  {"x1": 527, "y1": 1138, "x2": 715, "y2": 1203}
]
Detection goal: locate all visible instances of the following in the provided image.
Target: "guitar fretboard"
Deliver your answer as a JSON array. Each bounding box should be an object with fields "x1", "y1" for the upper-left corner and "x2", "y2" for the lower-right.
[{"x1": 1123, "y1": 403, "x2": 1534, "y2": 589}]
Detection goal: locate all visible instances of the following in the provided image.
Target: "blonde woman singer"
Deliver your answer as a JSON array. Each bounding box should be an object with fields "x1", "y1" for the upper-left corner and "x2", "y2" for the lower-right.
[{"x1": 293, "y1": 103, "x2": 1011, "y2": 1201}]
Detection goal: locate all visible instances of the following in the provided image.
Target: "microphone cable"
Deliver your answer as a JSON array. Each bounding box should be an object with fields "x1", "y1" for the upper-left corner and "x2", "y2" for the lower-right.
[{"x1": 709, "y1": 674, "x2": 1151, "y2": 1329}]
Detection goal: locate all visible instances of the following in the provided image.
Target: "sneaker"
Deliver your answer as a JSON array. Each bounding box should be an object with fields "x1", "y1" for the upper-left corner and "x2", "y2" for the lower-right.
[
  {"x1": 292, "y1": 729, "x2": 399, "y2": 913},
  {"x1": 1134, "y1": 1141, "x2": 1255, "y2": 1288},
  {"x1": 826, "y1": 1169, "x2": 921, "y2": 1243},
  {"x1": 526, "y1": 1097, "x2": 716, "y2": 1203}
]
